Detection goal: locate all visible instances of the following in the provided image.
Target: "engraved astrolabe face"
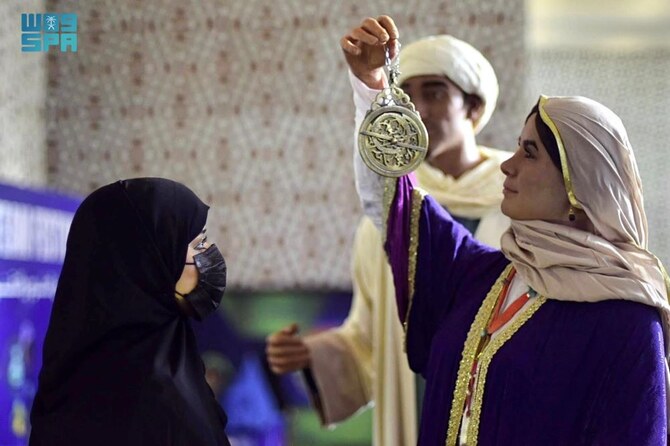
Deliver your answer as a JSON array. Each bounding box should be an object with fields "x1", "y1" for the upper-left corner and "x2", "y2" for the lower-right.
[{"x1": 358, "y1": 44, "x2": 429, "y2": 177}]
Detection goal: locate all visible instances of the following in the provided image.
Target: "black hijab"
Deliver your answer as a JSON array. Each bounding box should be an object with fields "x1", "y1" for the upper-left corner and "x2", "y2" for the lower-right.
[{"x1": 30, "y1": 178, "x2": 230, "y2": 446}]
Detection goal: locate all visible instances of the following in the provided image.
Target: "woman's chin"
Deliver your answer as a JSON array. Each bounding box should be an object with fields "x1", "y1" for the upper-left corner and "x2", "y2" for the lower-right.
[{"x1": 500, "y1": 200, "x2": 514, "y2": 219}]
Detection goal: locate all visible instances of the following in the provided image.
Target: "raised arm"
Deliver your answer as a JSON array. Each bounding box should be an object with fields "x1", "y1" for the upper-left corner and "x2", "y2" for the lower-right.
[
  {"x1": 341, "y1": 15, "x2": 399, "y2": 230},
  {"x1": 342, "y1": 16, "x2": 506, "y2": 374}
]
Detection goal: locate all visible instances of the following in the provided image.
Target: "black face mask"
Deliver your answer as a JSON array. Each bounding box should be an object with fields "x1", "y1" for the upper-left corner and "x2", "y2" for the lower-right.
[{"x1": 178, "y1": 244, "x2": 227, "y2": 321}]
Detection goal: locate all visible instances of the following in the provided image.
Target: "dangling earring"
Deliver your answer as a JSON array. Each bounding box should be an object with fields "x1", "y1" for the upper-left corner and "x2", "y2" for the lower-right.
[{"x1": 568, "y1": 206, "x2": 576, "y2": 222}]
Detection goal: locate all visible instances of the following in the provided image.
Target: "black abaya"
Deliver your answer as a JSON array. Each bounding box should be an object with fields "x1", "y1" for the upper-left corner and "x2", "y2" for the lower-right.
[{"x1": 30, "y1": 178, "x2": 231, "y2": 446}]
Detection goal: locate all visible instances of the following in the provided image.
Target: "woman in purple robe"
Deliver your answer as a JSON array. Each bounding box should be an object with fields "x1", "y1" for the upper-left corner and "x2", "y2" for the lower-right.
[{"x1": 341, "y1": 16, "x2": 670, "y2": 445}]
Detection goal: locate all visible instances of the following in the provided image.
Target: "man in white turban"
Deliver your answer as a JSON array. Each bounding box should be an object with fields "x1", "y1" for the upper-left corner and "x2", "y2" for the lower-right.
[{"x1": 266, "y1": 16, "x2": 511, "y2": 446}]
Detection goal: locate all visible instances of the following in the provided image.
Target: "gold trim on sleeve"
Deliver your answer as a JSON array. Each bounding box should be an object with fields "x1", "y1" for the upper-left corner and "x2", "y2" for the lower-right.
[
  {"x1": 382, "y1": 177, "x2": 398, "y2": 245},
  {"x1": 403, "y1": 187, "x2": 427, "y2": 341}
]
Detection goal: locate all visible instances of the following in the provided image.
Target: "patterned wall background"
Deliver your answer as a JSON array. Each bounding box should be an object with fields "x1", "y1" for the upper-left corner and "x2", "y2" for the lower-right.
[
  {"x1": 0, "y1": 0, "x2": 47, "y2": 187},
  {"x1": 41, "y1": 0, "x2": 527, "y2": 290}
]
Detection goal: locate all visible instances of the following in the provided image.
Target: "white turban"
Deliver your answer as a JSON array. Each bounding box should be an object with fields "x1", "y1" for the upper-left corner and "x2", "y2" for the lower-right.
[{"x1": 397, "y1": 35, "x2": 499, "y2": 134}]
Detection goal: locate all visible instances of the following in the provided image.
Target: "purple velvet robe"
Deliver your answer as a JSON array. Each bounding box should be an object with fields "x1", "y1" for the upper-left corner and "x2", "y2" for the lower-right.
[{"x1": 386, "y1": 176, "x2": 667, "y2": 445}]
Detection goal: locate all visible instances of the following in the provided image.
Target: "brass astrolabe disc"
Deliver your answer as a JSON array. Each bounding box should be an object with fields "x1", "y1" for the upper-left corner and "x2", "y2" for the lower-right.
[{"x1": 358, "y1": 86, "x2": 429, "y2": 177}]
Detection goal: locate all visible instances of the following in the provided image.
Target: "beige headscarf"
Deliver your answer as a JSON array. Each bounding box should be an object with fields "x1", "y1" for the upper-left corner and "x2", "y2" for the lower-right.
[
  {"x1": 397, "y1": 35, "x2": 499, "y2": 134},
  {"x1": 500, "y1": 95, "x2": 670, "y2": 351}
]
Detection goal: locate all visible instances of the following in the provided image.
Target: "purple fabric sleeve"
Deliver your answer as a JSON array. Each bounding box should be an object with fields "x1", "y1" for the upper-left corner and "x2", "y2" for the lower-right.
[
  {"x1": 384, "y1": 175, "x2": 415, "y2": 321},
  {"x1": 383, "y1": 175, "x2": 506, "y2": 375}
]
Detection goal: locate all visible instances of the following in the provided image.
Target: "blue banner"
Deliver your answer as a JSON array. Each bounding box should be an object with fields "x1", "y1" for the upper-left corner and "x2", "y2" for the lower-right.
[{"x1": 0, "y1": 183, "x2": 79, "y2": 446}]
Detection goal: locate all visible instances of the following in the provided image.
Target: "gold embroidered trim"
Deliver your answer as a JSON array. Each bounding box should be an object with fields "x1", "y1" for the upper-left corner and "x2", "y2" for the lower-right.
[
  {"x1": 465, "y1": 295, "x2": 547, "y2": 444},
  {"x1": 538, "y1": 95, "x2": 582, "y2": 210},
  {"x1": 403, "y1": 188, "x2": 426, "y2": 341},
  {"x1": 444, "y1": 264, "x2": 513, "y2": 445},
  {"x1": 381, "y1": 177, "x2": 397, "y2": 245}
]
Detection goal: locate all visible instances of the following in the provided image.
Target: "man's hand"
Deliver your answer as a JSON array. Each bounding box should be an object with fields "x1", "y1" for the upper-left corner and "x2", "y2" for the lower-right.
[
  {"x1": 265, "y1": 323, "x2": 311, "y2": 374},
  {"x1": 340, "y1": 15, "x2": 400, "y2": 89}
]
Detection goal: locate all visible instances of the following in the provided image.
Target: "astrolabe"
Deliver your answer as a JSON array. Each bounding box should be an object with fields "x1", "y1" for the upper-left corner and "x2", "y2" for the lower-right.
[
  {"x1": 358, "y1": 43, "x2": 429, "y2": 177},
  {"x1": 358, "y1": 106, "x2": 428, "y2": 177}
]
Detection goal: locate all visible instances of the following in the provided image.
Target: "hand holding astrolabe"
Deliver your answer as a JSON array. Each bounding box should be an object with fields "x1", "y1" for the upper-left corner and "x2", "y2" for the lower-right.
[{"x1": 340, "y1": 15, "x2": 429, "y2": 177}]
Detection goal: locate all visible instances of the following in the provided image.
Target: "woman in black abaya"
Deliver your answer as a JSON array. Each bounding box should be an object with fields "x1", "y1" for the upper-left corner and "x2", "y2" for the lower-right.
[{"x1": 29, "y1": 178, "x2": 230, "y2": 445}]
